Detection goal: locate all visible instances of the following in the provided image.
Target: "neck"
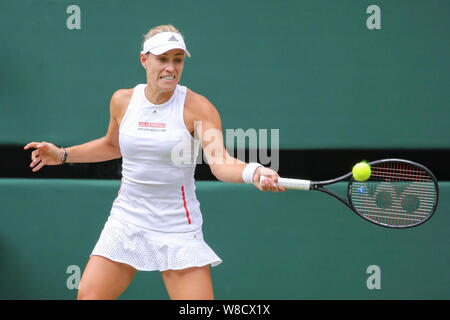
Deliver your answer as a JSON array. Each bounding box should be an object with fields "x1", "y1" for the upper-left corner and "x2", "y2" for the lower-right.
[{"x1": 145, "y1": 84, "x2": 175, "y2": 105}]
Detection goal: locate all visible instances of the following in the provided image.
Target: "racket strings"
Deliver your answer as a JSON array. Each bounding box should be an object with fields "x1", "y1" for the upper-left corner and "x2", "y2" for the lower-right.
[{"x1": 350, "y1": 162, "x2": 437, "y2": 227}]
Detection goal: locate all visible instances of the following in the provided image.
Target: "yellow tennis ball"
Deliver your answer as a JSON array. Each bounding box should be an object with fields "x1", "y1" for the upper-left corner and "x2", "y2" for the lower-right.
[{"x1": 352, "y1": 161, "x2": 371, "y2": 181}]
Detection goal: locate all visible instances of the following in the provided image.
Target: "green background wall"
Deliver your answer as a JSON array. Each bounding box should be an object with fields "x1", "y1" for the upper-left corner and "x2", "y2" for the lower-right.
[
  {"x1": 1, "y1": 179, "x2": 449, "y2": 299},
  {"x1": 1, "y1": 0, "x2": 449, "y2": 148}
]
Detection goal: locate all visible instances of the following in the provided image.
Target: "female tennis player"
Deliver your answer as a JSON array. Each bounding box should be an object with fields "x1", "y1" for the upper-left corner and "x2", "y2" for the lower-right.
[{"x1": 24, "y1": 24, "x2": 284, "y2": 300}]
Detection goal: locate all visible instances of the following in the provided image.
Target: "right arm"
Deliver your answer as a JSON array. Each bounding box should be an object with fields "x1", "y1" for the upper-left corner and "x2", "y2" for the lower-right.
[{"x1": 24, "y1": 89, "x2": 132, "y2": 172}]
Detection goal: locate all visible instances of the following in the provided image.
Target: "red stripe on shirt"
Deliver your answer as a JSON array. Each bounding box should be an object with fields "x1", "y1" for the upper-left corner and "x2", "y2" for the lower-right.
[{"x1": 181, "y1": 186, "x2": 191, "y2": 224}]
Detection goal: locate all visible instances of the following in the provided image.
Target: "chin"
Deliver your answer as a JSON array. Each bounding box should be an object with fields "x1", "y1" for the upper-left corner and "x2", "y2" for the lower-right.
[{"x1": 159, "y1": 83, "x2": 177, "y2": 91}]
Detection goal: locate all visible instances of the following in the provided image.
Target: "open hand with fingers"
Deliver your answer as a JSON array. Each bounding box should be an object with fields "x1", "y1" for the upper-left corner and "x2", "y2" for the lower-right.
[{"x1": 24, "y1": 142, "x2": 65, "y2": 172}]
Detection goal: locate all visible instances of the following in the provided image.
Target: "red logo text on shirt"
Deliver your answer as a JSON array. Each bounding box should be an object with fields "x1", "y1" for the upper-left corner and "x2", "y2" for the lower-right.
[{"x1": 139, "y1": 122, "x2": 166, "y2": 128}]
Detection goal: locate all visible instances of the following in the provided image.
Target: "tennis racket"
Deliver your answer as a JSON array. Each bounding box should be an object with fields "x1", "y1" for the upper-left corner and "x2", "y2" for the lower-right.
[{"x1": 261, "y1": 159, "x2": 439, "y2": 228}]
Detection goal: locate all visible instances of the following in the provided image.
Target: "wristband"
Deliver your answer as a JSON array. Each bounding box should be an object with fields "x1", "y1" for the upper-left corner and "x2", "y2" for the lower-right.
[
  {"x1": 60, "y1": 148, "x2": 68, "y2": 165},
  {"x1": 242, "y1": 162, "x2": 263, "y2": 184}
]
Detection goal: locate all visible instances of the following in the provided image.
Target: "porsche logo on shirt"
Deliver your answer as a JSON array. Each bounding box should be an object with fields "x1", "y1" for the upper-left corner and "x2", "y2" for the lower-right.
[
  {"x1": 139, "y1": 122, "x2": 166, "y2": 128},
  {"x1": 138, "y1": 121, "x2": 167, "y2": 132}
]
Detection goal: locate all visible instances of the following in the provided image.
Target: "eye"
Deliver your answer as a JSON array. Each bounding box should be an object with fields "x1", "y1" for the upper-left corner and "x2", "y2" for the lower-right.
[{"x1": 158, "y1": 57, "x2": 168, "y2": 63}]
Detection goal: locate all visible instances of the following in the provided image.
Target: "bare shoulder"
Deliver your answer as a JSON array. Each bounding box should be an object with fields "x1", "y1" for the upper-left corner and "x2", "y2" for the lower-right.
[
  {"x1": 185, "y1": 88, "x2": 220, "y2": 121},
  {"x1": 110, "y1": 88, "x2": 133, "y2": 119}
]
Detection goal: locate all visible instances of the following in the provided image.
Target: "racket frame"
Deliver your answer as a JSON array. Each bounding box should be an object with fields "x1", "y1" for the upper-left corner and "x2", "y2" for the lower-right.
[
  {"x1": 344, "y1": 158, "x2": 439, "y2": 228},
  {"x1": 269, "y1": 158, "x2": 439, "y2": 229}
]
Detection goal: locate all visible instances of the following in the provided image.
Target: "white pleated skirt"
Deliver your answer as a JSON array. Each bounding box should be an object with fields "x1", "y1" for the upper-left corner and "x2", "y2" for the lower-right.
[{"x1": 91, "y1": 216, "x2": 222, "y2": 271}]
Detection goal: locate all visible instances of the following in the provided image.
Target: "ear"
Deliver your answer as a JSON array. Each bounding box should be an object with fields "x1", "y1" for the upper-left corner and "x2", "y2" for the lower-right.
[{"x1": 140, "y1": 53, "x2": 149, "y2": 69}]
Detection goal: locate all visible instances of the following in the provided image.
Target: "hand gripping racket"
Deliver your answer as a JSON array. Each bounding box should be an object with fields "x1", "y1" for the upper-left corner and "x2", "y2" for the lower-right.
[{"x1": 261, "y1": 159, "x2": 439, "y2": 228}]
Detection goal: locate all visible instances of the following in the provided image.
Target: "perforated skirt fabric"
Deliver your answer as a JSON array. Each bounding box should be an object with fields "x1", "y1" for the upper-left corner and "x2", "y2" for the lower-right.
[{"x1": 91, "y1": 216, "x2": 222, "y2": 271}]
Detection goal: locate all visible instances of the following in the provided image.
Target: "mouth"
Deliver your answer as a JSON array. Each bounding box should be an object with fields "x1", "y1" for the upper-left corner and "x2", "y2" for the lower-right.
[{"x1": 160, "y1": 75, "x2": 176, "y2": 81}]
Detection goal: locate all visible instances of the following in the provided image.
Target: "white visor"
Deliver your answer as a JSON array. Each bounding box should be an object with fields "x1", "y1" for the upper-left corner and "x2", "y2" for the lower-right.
[{"x1": 141, "y1": 32, "x2": 191, "y2": 57}]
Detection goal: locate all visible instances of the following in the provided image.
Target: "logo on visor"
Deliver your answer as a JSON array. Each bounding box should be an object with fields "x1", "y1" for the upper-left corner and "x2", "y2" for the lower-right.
[{"x1": 168, "y1": 35, "x2": 178, "y2": 42}]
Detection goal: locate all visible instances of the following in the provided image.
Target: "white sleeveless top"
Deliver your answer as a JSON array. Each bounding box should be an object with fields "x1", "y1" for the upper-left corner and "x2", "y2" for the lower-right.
[{"x1": 110, "y1": 84, "x2": 203, "y2": 233}]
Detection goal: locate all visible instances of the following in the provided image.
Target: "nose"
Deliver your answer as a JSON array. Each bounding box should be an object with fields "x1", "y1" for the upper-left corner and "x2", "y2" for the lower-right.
[{"x1": 165, "y1": 62, "x2": 176, "y2": 73}]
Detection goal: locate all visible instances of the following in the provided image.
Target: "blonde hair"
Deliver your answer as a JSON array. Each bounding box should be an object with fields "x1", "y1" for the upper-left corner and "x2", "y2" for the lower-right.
[{"x1": 142, "y1": 24, "x2": 183, "y2": 51}]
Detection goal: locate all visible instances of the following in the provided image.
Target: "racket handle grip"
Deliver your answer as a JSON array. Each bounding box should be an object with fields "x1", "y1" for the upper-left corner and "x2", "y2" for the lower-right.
[{"x1": 260, "y1": 175, "x2": 311, "y2": 191}]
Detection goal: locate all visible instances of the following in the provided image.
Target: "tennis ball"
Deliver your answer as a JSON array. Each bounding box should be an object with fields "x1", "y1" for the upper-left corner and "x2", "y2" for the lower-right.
[{"x1": 352, "y1": 161, "x2": 371, "y2": 181}]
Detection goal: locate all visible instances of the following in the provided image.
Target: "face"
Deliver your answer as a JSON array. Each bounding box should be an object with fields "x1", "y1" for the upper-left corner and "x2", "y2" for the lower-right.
[{"x1": 141, "y1": 49, "x2": 185, "y2": 93}]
